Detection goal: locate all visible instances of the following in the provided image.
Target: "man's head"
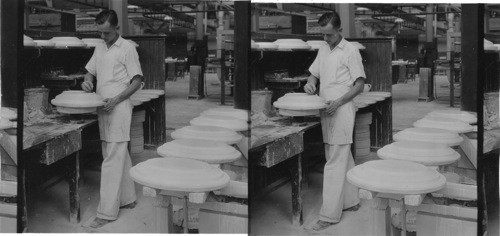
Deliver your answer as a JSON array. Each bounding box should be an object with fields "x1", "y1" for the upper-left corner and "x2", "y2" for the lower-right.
[
  {"x1": 318, "y1": 12, "x2": 342, "y2": 47},
  {"x1": 95, "y1": 10, "x2": 120, "y2": 45}
]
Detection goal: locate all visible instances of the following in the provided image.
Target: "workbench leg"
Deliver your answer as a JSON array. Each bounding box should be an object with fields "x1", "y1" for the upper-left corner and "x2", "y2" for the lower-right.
[
  {"x1": 153, "y1": 195, "x2": 174, "y2": 233},
  {"x1": 290, "y1": 154, "x2": 303, "y2": 226},
  {"x1": 69, "y1": 152, "x2": 80, "y2": 223}
]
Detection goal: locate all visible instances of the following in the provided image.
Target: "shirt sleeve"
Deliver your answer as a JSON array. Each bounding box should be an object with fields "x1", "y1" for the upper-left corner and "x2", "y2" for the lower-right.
[
  {"x1": 348, "y1": 48, "x2": 366, "y2": 81},
  {"x1": 85, "y1": 48, "x2": 97, "y2": 76},
  {"x1": 308, "y1": 50, "x2": 321, "y2": 78},
  {"x1": 124, "y1": 46, "x2": 143, "y2": 82}
]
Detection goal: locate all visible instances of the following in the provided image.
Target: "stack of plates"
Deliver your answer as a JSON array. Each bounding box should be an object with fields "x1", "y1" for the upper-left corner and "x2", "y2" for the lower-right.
[
  {"x1": 190, "y1": 115, "x2": 248, "y2": 132},
  {"x1": 50, "y1": 37, "x2": 87, "y2": 48},
  {"x1": 425, "y1": 109, "x2": 477, "y2": 124},
  {"x1": 377, "y1": 141, "x2": 460, "y2": 166},
  {"x1": 273, "y1": 93, "x2": 327, "y2": 116},
  {"x1": 51, "y1": 90, "x2": 105, "y2": 114},
  {"x1": 24, "y1": 35, "x2": 37, "y2": 47},
  {"x1": 354, "y1": 112, "x2": 372, "y2": 158},
  {"x1": 82, "y1": 38, "x2": 105, "y2": 47},
  {"x1": 413, "y1": 116, "x2": 473, "y2": 133},
  {"x1": 393, "y1": 127, "x2": 463, "y2": 147},
  {"x1": 157, "y1": 139, "x2": 241, "y2": 164},
  {"x1": 306, "y1": 40, "x2": 327, "y2": 50},
  {"x1": 485, "y1": 39, "x2": 497, "y2": 51},
  {"x1": 130, "y1": 110, "x2": 146, "y2": 155},
  {"x1": 273, "y1": 39, "x2": 311, "y2": 50},
  {"x1": 201, "y1": 107, "x2": 249, "y2": 122}
]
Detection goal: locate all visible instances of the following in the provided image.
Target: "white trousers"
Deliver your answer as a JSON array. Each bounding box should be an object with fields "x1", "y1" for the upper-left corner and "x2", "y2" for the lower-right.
[
  {"x1": 319, "y1": 144, "x2": 360, "y2": 223},
  {"x1": 97, "y1": 141, "x2": 137, "y2": 220}
]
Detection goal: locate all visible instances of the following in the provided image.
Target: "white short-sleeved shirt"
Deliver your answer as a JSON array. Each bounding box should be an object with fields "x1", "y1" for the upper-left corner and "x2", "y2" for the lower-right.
[
  {"x1": 85, "y1": 36, "x2": 143, "y2": 98},
  {"x1": 309, "y1": 38, "x2": 366, "y2": 101}
]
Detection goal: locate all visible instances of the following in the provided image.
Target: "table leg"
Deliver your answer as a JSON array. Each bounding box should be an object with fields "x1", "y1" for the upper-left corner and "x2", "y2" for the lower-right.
[
  {"x1": 401, "y1": 201, "x2": 407, "y2": 236},
  {"x1": 69, "y1": 151, "x2": 80, "y2": 223},
  {"x1": 290, "y1": 153, "x2": 303, "y2": 226},
  {"x1": 183, "y1": 196, "x2": 189, "y2": 234}
]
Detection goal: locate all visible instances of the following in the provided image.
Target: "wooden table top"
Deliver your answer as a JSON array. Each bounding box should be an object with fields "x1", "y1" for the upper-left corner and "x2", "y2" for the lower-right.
[
  {"x1": 23, "y1": 114, "x2": 97, "y2": 151},
  {"x1": 251, "y1": 117, "x2": 320, "y2": 150}
]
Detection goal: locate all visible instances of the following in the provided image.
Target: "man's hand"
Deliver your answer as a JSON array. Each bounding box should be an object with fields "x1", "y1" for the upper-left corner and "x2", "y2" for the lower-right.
[
  {"x1": 324, "y1": 99, "x2": 343, "y2": 116},
  {"x1": 81, "y1": 81, "x2": 94, "y2": 92},
  {"x1": 103, "y1": 97, "x2": 120, "y2": 113},
  {"x1": 304, "y1": 83, "x2": 316, "y2": 95}
]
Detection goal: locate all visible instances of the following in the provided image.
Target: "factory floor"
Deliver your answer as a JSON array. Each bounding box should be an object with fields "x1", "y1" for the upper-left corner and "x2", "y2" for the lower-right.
[
  {"x1": 25, "y1": 73, "x2": 234, "y2": 233},
  {"x1": 250, "y1": 75, "x2": 463, "y2": 235}
]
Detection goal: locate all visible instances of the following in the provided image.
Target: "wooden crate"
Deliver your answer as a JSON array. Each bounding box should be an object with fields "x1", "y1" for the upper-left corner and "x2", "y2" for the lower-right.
[{"x1": 198, "y1": 202, "x2": 247, "y2": 234}]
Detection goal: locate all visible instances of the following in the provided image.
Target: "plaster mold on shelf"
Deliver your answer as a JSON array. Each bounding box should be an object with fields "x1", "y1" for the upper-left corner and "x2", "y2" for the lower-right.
[
  {"x1": 347, "y1": 160, "x2": 446, "y2": 195},
  {"x1": 24, "y1": 35, "x2": 37, "y2": 47},
  {"x1": 413, "y1": 116, "x2": 473, "y2": 133},
  {"x1": 33, "y1": 40, "x2": 55, "y2": 47},
  {"x1": 190, "y1": 115, "x2": 248, "y2": 131},
  {"x1": 201, "y1": 107, "x2": 249, "y2": 121},
  {"x1": 377, "y1": 141, "x2": 460, "y2": 166},
  {"x1": 82, "y1": 38, "x2": 105, "y2": 47},
  {"x1": 394, "y1": 127, "x2": 463, "y2": 147},
  {"x1": 50, "y1": 37, "x2": 86, "y2": 47},
  {"x1": 425, "y1": 109, "x2": 477, "y2": 124},
  {"x1": 278, "y1": 109, "x2": 319, "y2": 117},
  {"x1": 254, "y1": 42, "x2": 278, "y2": 49},
  {"x1": 273, "y1": 39, "x2": 311, "y2": 50},
  {"x1": 251, "y1": 40, "x2": 259, "y2": 49},
  {"x1": 157, "y1": 139, "x2": 242, "y2": 164},
  {"x1": 129, "y1": 157, "x2": 230, "y2": 192},
  {"x1": 171, "y1": 125, "x2": 242, "y2": 145}
]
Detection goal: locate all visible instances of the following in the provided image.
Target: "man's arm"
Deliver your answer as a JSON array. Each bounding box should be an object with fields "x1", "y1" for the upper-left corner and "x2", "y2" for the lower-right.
[
  {"x1": 304, "y1": 74, "x2": 319, "y2": 94},
  {"x1": 82, "y1": 72, "x2": 95, "y2": 92},
  {"x1": 324, "y1": 77, "x2": 365, "y2": 115},
  {"x1": 102, "y1": 75, "x2": 143, "y2": 112}
]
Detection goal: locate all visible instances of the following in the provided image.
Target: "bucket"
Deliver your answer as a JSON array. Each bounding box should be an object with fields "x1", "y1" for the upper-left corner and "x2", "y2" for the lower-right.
[{"x1": 251, "y1": 90, "x2": 275, "y2": 117}]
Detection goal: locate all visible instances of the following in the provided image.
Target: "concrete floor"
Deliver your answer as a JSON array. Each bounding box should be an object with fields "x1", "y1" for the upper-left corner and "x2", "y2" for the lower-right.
[
  {"x1": 250, "y1": 75, "x2": 462, "y2": 235},
  {"x1": 26, "y1": 73, "x2": 234, "y2": 233}
]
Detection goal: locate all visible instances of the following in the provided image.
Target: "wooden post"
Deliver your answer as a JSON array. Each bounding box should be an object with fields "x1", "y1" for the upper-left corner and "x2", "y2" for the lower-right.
[
  {"x1": 461, "y1": 4, "x2": 483, "y2": 112},
  {"x1": 143, "y1": 187, "x2": 174, "y2": 233},
  {"x1": 290, "y1": 153, "x2": 303, "y2": 226},
  {"x1": 188, "y1": 65, "x2": 204, "y2": 100},
  {"x1": 221, "y1": 49, "x2": 226, "y2": 105},
  {"x1": 418, "y1": 68, "x2": 433, "y2": 102},
  {"x1": 69, "y1": 152, "x2": 80, "y2": 223},
  {"x1": 234, "y1": 1, "x2": 250, "y2": 110}
]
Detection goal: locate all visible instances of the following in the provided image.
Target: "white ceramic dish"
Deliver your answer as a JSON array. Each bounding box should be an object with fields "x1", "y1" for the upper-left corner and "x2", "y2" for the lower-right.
[
  {"x1": 157, "y1": 139, "x2": 242, "y2": 164},
  {"x1": 413, "y1": 116, "x2": 474, "y2": 133},
  {"x1": 50, "y1": 37, "x2": 87, "y2": 47},
  {"x1": 24, "y1": 35, "x2": 37, "y2": 47},
  {"x1": 377, "y1": 141, "x2": 460, "y2": 166},
  {"x1": 393, "y1": 127, "x2": 463, "y2": 147},
  {"x1": 201, "y1": 107, "x2": 249, "y2": 121},
  {"x1": 255, "y1": 42, "x2": 278, "y2": 49},
  {"x1": 273, "y1": 93, "x2": 327, "y2": 110},
  {"x1": 171, "y1": 125, "x2": 243, "y2": 145},
  {"x1": 82, "y1": 38, "x2": 104, "y2": 47},
  {"x1": 136, "y1": 89, "x2": 165, "y2": 96},
  {"x1": 190, "y1": 115, "x2": 248, "y2": 131},
  {"x1": 51, "y1": 90, "x2": 105, "y2": 108},
  {"x1": 33, "y1": 40, "x2": 55, "y2": 47},
  {"x1": 278, "y1": 109, "x2": 319, "y2": 117},
  {"x1": 129, "y1": 157, "x2": 230, "y2": 192},
  {"x1": 347, "y1": 159, "x2": 446, "y2": 195},
  {"x1": 425, "y1": 109, "x2": 477, "y2": 124}
]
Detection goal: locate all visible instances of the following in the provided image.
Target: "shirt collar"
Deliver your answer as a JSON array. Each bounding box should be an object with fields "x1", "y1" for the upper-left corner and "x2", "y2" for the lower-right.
[{"x1": 110, "y1": 35, "x2": 124, "y2": 48}]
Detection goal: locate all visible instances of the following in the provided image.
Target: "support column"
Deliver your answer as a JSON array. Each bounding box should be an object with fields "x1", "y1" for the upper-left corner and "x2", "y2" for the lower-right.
[
  {"x1": 196, "y1": 3, "x2": 204, "y2": 40},
  {"x1": 109, "y1": 0, "x2": 128, "y2": 35},
  {"x1": 336, "y1": 4, "x2": 356, "y2": 38},
  {"x1": 426, "y1": 4, "x2": 434, "y2": 43},
  {"x1": 461, "y1": 4, "x2": 483, "y2": 112},
  {"x1": 251, "y1": 8, "x2": 260, "y2": 33},
  {"x1": 234, "y1": 1, "x2": 250, "y2": 110}
]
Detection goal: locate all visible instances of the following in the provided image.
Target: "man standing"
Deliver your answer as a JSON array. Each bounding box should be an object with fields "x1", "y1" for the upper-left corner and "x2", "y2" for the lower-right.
[
  {"x1": 304, "y1": 11, "x2": 366, "y2": 231},
  {"x1": 82, "y1": 9, "x2": 143, "y2": 228}
]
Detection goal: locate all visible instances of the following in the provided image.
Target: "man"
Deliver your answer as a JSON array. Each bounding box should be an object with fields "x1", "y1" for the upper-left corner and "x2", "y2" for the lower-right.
[
  {"x1": 304, "y1": 11, "x2": 366, "y2": 231},
  {"x1": 82, "y1": 9, "x2": 143, "y2": 228}
]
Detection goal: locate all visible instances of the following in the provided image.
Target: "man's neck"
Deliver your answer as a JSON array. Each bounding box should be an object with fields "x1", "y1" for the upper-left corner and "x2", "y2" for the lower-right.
[
  {"x1": 329, "y1": 35, "x2": 343, "y2": 50},
  {"x1": 107, "y1": 34, "x2": 120, "y2": 48}
]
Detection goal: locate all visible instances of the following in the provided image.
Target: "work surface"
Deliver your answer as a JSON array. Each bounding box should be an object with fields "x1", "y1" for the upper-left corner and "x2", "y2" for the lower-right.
[
  {"x1": 251, "y1": 117, "x2": 320, "y2": 150},
  {"x1": 23, "y1": 114, "x2": 97, "y2": 151}
]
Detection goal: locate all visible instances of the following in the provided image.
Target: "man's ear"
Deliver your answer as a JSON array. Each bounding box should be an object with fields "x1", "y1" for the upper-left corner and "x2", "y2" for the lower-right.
[
  {"x1": 116, "y1": 25, "x2": 120, "y2": 31},
  {"x1": 339, "y1": 28, "x2": 343, "y2": 33}
]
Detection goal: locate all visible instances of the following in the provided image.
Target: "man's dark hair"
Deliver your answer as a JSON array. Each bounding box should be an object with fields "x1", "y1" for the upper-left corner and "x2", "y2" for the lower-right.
[
  {"x1": 318, "y1": 11, "x2": 341, "y2": 28},
  {"x1": 95, "y1": 9, "x2": 118, "y2": 26}
]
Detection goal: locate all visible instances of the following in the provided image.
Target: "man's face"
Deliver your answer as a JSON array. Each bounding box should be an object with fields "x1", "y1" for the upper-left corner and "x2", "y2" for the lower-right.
[
  {"x1": 97, "y1": 21, "x2": 119, "y2": 45},
  {"x1": 320, "y1": 23, "x2": 342, "y2": 47}
]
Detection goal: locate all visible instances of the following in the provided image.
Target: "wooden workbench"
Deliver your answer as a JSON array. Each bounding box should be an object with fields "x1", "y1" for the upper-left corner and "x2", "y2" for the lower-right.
[
  {"x1": 250, "y1": 117, "x2": 320, "y2": 226},
  {"x1": 23, "y1": 114, "x2": 98, "y2": 224}
]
